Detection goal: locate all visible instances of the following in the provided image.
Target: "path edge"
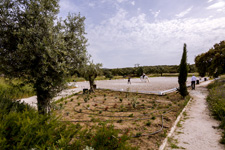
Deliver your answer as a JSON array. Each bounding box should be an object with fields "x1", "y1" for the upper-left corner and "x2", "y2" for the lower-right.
[{"x1": 158, "y1": 97, "x2": 192, "y2": 150}]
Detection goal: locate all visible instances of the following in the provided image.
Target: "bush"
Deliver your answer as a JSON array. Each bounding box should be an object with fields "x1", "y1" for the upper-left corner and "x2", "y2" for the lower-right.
[
  {"x1": 84, "y1": 124, "x2": 134, "y2": 150},
  {"x1": 0, "y1": 96, "x2": 135, "y2": 149},
  {"x1": 207, "y1": 78, "x2": 225, "y2": 144},
  {"x1": 0, "y1": 78, "x2": 35, "y2": 99}
]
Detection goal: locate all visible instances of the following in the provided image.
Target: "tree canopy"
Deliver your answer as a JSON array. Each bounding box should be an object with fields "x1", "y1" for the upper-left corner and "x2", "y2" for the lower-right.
[
  {"x1": 195, "y1": 40, "x2": 225, "y2": 77},
  {"x1": 0, "y1": 0, "x2": 88, "y2": 114}
]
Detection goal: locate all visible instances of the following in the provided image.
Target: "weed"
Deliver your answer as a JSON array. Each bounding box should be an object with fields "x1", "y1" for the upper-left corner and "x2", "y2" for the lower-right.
[
  {"x1": 117, "y1": 119, "x2": 123, "y2": 123},
  {"x1": 105, "y1": 107, "x2": 108, "y2": 111},
  {"x1": 146, "y1": 121, "x2": 151, "y2": 126},
  {"x1": 135, "y1": 132, "x2": 142, "y2": 137},
  {"x1": 70, "y1": 98, "x2": 73, "y2": 102},
  {"x1": 151, "y1": 116, "x2": 156, "y2": 120},
  {"x1": 77, "y1": 102, "x2": 80, "y2": 106},
  {"x1": 128, "y1": 114, "x2": 133, "y2": 117},
  {"x1": 120, "y1": 98, "x2": 123, "y2": 102},
  {"x1": 59, "y1": 103, "x2": 63, "y2": 109},
  {"x1": 84, "y1": 97, "x2": 88, "y2": 103}
]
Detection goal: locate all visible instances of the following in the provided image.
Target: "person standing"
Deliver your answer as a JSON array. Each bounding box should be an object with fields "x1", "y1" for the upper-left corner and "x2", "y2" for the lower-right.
[
  {"x1": 128, "y1": 77, "x2": 131, "y2": 84},
  {"x1": 191, "y1": 75, "x2": 197, "y2": 90}
]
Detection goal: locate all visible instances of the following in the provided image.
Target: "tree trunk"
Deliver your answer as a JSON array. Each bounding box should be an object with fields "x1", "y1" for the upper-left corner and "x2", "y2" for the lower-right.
[
  {"x1": 89, "y1": 79, "x2": 95, "y2": 93},
  {"x1": 37, "y1": 89, "x2": 51, "y2": 115}
]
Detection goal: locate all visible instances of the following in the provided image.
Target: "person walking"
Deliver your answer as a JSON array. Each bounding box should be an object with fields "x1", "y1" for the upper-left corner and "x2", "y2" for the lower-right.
[{"x1": 191, "y1": 75, "x2": 197, "y2": 90}]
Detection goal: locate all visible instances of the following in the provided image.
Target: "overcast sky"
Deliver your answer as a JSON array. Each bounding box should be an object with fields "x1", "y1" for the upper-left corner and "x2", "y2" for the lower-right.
[{"x1": 58, "y1": 0, "x2": 225, "y2": 68}]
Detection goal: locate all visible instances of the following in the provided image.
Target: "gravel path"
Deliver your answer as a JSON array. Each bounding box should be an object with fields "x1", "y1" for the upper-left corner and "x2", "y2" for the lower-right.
[{"x1": 165, "y1": 81, "x2": 224, "y2": 150}]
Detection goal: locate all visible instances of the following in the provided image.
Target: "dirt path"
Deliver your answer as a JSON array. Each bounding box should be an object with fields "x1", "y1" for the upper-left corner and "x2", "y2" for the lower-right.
[{"x1": 165, "y1": 81, "x2": 224, "y2": 150}]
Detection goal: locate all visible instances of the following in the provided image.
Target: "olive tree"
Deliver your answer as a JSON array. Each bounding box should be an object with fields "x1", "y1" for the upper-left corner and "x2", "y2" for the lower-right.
[
  {"x1": 81, "y1": 62, "x2": 102, "y2": 93},
  {"x1": 0, "y1": 0, "x2": 88, "y2": 114}
]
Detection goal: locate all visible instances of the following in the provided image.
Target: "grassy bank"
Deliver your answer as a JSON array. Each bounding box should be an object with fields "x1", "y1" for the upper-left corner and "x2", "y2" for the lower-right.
[
  {"x1": 0, "y1": 77, "x2": 35, "y2": 99},
  {"x1": 207, "y1": 75, "x2": 225, "y2": 144}
]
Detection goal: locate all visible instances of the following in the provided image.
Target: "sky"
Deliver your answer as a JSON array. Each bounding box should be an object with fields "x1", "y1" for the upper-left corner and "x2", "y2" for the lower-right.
[{"x1": 58, "y1": 0, "x2": 225, "y2": 68}]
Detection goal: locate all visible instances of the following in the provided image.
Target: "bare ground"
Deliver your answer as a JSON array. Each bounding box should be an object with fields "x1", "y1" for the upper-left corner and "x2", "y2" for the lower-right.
[{"x1": 165, "y1": 81, "x2": 224, "y2": 150}]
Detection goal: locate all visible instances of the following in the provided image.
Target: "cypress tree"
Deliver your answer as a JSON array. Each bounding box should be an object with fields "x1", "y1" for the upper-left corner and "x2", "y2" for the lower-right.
[{"x1": 178, "y1": 43, "x2": 189, "y2": 97}]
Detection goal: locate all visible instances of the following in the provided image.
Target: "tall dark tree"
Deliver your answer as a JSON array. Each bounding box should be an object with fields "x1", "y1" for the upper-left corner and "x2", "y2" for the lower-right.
[
  {"x1": 0, "y1": 0, "x2": 88, "y2": 114},
  {"x1": 178, "y1": 43, "x2": 188, "y2": 97}
]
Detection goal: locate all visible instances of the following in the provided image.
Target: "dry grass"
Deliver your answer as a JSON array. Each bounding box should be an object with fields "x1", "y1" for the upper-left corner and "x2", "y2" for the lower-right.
[{"x1": 54, "y1": 89, "x2": 189, "y2": 150}]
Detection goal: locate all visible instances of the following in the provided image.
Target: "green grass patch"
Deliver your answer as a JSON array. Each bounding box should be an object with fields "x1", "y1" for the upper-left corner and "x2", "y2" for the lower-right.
[{"x1": 0, "y1": 77, "x2": 35, "y2": 99}]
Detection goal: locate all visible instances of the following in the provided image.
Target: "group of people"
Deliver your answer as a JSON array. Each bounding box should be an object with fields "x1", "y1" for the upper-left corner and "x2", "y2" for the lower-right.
[
  {"x1": 128, "y1": 73, "x2": 150, "y2": 84},
  {"x1": 128, "y1": 73, "x2": 199, "y2": 90}
]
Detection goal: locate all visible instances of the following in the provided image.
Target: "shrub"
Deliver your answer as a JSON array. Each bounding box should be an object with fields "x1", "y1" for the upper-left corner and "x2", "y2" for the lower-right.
[
  {"x1": 0, "y1": 96, "x2": 135, "y2": 149},
  {"x1": 128, "y1": 114, "x2": 133, "y2": 117},
  {"x1": 86, "y1": 124, "x2": 133, "y2": 150},
  {"x1": 146, "y1": 121, "x2": 151, "y2": 127},
  {"x1": 207, "y1": 78, "x2": 225, "y2": 144}
]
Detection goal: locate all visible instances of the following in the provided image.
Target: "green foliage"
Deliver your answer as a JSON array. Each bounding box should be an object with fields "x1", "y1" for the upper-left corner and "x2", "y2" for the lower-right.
[
  {"x1": 128, "y1": 114, "x2": 134, "y2": 117},
  {"x1": 195, "y1": 40, "x2": 225, "y2": 77},
  {"x1": 145, "y1": 121, "x2": 151, "y2": 126},
  {"x1": 178, "y1": 43, "x2": 188, "y2": 97},
  {"x1": 0, "y1": 0, "x2": 88, "y2": 114},
  {"x1": 207, "y1": 78, "x2": 225, "y2": 144},
  {"x1": 86, "y1": 124, "x2": 134, "y2": 150},
  {"x1": 101, "y1": 65, "x2": 196, "y2": 77},
  {"x1": 0, "y1": 96, "x2": 134, "y2": 149},
  {"x1": 81, "y1": 62, "x2": 102, "y2": 92},
  {"x1": 104, "y1": 70, "x2": 114, "y2": 79},
  {"x1": 0, "y1": 78, "x2": 35, "y2": 99},
  {"x1": 136, "y1": 67, "x2": 144, "y2": 76}
]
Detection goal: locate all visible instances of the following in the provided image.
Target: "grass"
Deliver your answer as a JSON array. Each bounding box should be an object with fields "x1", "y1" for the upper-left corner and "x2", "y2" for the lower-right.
[
  {"x1": 207, "y1": 75, "x2": 225, "y2": 144},
  {"x1": 0, "y1": 77, "x2": 35, "y2": 99}
]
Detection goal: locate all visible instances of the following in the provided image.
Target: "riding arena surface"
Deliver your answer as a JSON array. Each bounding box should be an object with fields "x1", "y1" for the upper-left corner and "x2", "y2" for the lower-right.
[{"x1": 77, "y1": 77, "x2": 193, "y2": 93}]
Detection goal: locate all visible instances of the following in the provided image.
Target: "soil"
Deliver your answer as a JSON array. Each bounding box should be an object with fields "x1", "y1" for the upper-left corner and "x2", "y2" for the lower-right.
[
  {"x1": 54, "y1": 89, "x2": 188, "y2": 150},
  {"x1": 165, "y1": 81, "x2": 224, "y2": 150}
]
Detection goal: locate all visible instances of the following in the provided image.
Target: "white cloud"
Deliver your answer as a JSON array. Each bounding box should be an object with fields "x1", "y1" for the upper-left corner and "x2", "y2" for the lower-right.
[
  {"x1": 87, "y1": 8, "x2": 225, "y2": 68},
  {"x1": 117, "y1": 0, "x2": 127, "y2": 3},
  {"x1": 207, "y1": 0, "x2": 225, "y2": 9},
  {"x1": 208, "y1": 0, "x2": 214, "y2": 3},
  {"x1": 88, "y1": 2, "x2": 95, "y2": 8},
  {"x1": 131, "y1": 1, "x2": 135, "y2": 6},
  {"x1": 175, "y1": 6, "x2": 193, "y2": 18},
  {"x1": 150, "y1": 9, "x2": 161, "y2": 18}
]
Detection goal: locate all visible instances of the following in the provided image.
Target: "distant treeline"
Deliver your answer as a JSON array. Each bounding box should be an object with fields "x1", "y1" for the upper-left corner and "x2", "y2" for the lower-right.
[{"x1": 102, "y1": 64, "x2": 196, "y2": 78}]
